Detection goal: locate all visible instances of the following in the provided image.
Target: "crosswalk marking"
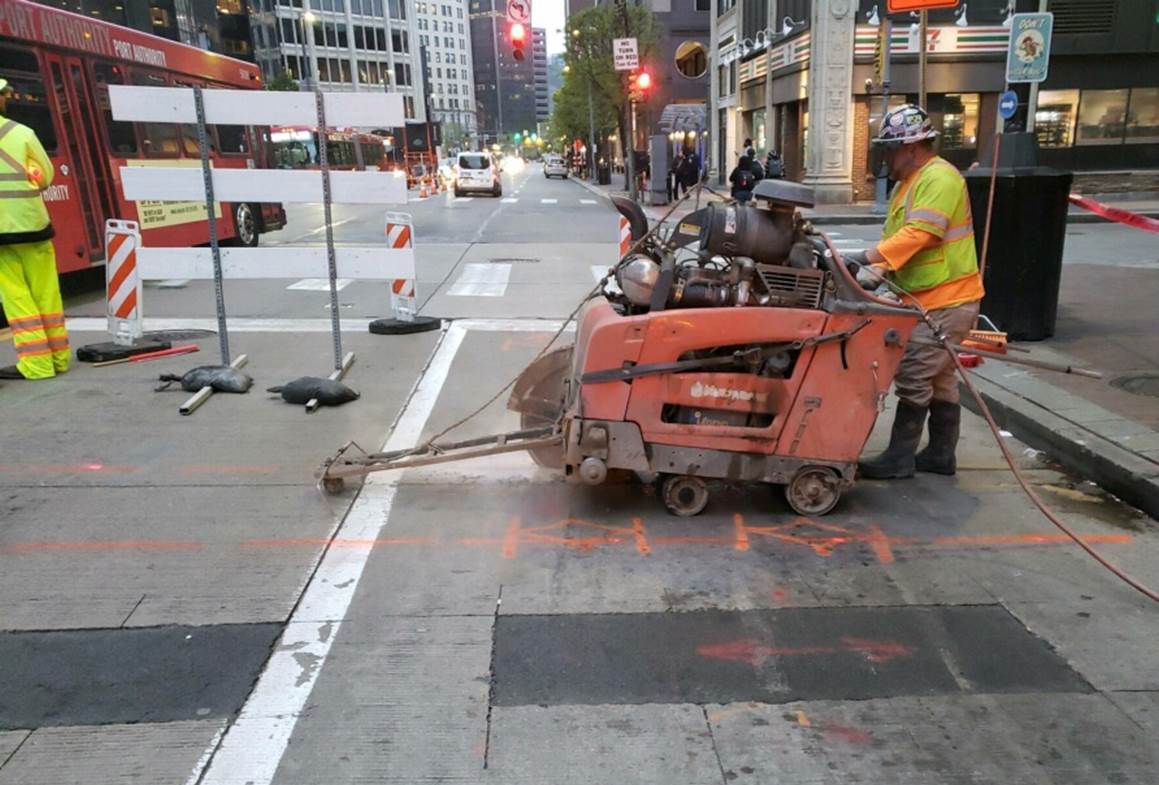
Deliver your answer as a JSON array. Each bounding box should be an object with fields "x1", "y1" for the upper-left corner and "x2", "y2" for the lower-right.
[
  {"x1": 541, "y1": 198, "x2": 558, "y2": 204},
  {"x1": 451, "y1": 197, "x2": 474, "y2": 203},
  {"x1": 287, "y1": 278, "x2": 353, "y2": 291},
  {"x1": 446, "y1": 263, "x2": 511, "y2": 297},
  {"x1": 580, "y1": 199, "x2": 598, "y2": 205},
  {"x1": 502, "y1": 197, "x2": 519, "y2": 203}
]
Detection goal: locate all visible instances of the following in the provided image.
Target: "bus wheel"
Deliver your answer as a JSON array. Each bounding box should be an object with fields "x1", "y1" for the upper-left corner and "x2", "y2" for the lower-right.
[{"x1": 230, "y1": 203, "x2": 259, "y2": 247}]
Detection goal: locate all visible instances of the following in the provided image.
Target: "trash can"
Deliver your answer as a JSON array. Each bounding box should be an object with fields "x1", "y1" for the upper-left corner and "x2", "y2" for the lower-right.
[
  {"x1": 597, "y1": 165, "x2": 611, "y2": 185},
  {"x1": 965, "y1": 160, "x2": 1072, "y2": 341}
]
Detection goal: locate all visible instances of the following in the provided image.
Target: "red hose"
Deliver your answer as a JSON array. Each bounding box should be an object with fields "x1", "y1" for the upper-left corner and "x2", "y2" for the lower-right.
[{"x1": 820, "y1": 233, "x2": 1159, "y2": 603}]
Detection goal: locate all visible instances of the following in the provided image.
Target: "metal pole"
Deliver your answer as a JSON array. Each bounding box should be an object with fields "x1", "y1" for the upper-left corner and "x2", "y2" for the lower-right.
[
  {"x1": 315, "y1": 89, "x2": 344, "y2": 370},
  {"x1": 872, "y1": 17, "x2": 892, "y2": 215},
  {"x1": 628, "y1": 98, "x2": 638, "y2": 201},
  {"x1": 1025, "y1": 0, "x2": 1049, "y2": 133},
  {"x1": 587, "y1": 79, "x2": 597, "y2": 182},
  {"x1": 918, "y1": 10, "x2": 928, "y2": 109},
  {"x1": 192, "y1": 86, "x2": 230, "y2": 365}
]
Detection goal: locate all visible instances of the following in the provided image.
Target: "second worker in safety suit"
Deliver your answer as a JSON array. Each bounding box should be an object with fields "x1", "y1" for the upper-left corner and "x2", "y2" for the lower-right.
[
  {"x1": 0, "y1": 76, "x2": 69, "y2": 380},
  {"x1": 847, "y1": 104, "x2": 985, "y2": 480}
]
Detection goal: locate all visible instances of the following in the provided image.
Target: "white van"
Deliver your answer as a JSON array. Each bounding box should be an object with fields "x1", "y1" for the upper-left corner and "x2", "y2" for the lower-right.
[{"x1": 454, "y1": 152, "x2": 502, "y2": 197}]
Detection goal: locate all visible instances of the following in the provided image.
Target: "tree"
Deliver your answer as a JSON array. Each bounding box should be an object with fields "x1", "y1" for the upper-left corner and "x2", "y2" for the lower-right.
[
  {"x1": 554, "y1": 4, "x2": 658, "y2": 188},
  {"x1": 266, "y1": 71, "x2": 299, "y2": 92}
]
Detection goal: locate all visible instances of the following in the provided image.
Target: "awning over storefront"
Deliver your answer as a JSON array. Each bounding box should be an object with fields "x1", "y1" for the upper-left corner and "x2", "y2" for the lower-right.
[{"x1": 658, "y1": 102, "x2": 707, "y2": 133}]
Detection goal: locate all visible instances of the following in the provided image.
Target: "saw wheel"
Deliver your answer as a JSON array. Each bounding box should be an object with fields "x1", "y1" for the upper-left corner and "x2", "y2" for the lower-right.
[{"x1": 507, "y1": 346, "x2": 573, "y2": 468}]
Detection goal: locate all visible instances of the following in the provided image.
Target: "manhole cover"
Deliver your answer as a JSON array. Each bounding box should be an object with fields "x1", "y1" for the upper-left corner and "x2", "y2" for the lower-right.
[
  {"x1": 144, "y1": 329, "x2": 217, "y2": 341},
  {"x1": 488, "y1": 257, "x2": 540, "y2": 264},
  {"x1": 1110, "y1": 373, "x2": 1159, "y2": 398}
]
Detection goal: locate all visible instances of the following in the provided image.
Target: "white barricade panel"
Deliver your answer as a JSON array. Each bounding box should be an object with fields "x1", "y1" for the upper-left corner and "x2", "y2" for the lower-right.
[
  {"x1": 119, "y1": 167, "x2": 409, "y2": 204},
  {"x1": 137, "y1": 247, "x2": 416, "y2": 281},
  {"x1": 108, "y1": 86, "x2": 405, "y2": 128}
]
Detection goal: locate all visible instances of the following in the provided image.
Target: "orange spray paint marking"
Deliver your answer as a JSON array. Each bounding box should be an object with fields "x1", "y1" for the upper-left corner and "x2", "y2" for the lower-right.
[
  {"x1": 795, "y1": 710, "x2": 811, "y2": 727},
  {"x1": 868, "y1": 523, "x2": 895, "y2": 564},
  {"x1": 733, "y1": 513, "x2": 750, "y2": 552},
  {"x1": 822, "y1": 722, "x2": 871, "y2": 745},
  {"x1": 631, "y1": 518, "x2": 651, "y2": 554},
  {"x1": 697, "y1": 637, "x2": 914, "y2": 667},
  {"x1": 502, "y1": 516, "x2": 522, "y2": 559},
  {"x1": 0, "y1": 463, "x2": 140, "y2": 474},
  {"x1": 770, "y1": 586, "x2": 791, "y2": 605},
  {"x1": 931, "y1": 533, "x2": 1131, "y2": 548}
]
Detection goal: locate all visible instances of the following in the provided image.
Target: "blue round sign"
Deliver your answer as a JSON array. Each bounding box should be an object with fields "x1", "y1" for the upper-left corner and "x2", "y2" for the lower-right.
[{"x1": 999, "y1": 90, "x2": 1019, "y2": 120}]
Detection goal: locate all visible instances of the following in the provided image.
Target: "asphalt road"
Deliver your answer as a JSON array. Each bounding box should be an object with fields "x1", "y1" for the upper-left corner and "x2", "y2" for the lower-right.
[{"x1": 1, "y1": 169, "x2": 1158, "y2": 784}]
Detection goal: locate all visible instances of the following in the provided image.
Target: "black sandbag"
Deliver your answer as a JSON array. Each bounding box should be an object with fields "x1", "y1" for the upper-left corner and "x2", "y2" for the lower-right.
[
  {"x1": 156, "y1": 365, "x2": 254, "y2": 393},
  {"x1": 267, "y1": 376, "x2": 360, "y2": 406}
]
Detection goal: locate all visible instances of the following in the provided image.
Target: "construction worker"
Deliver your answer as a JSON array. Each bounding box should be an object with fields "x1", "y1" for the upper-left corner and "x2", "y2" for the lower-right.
[
  {"x1": 0, "y1": 76, "x2": 69, "y2": 380},
  {"x1": 848, "y1": 104, "x2": 984, "y2": 479}
]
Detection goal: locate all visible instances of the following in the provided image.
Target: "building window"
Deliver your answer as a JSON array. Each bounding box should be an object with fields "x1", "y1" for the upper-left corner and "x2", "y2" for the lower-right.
[
  {"x1": 1076, "y1": 89, "x2": 1128, "y2": 145},
  {"x1": 675, "y1": 41, "x2": 708, "y2": 79},
  {"x1": 1125, "y1": 88, "x2": 1159, "y2": 144},
  {"x1": 717, "y1": 0, "x2": 736, "y2": 14},
  {"x1": 938, "y1": 93, "x2": 979, "y2": 150},
  {"x1": 1035, "y1": 89, "x2": 1078, "y2": 148}
]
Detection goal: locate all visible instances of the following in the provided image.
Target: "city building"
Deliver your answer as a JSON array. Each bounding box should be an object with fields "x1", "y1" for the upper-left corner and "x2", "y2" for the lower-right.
[
  {"x1": 468, "y1": 0, "x2": 537, "y2": 142},
  {"x1": 258, "y1": 0, "x2": 426, "y2": 121},
  {"x1": 711, "y1": 0, "x2": 1159, "y2": 203},
  {"x1": 414, "y1": 0, "x2": 478, "y2": 140},
  {"x1": 36, "y1": 0, "x2": 254, "y2": 59},
  {"x1": 533, "y1": 26, "x2": 549, "y2": 125}
]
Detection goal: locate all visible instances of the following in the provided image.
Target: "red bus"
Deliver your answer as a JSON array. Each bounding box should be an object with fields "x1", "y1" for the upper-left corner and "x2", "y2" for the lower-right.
[
  {"x1": 0, "y1": 0, "x2": 286, "y2": 274},
  {"x1": 270, "y1": 126, "x2": 395, "y2": 171}
]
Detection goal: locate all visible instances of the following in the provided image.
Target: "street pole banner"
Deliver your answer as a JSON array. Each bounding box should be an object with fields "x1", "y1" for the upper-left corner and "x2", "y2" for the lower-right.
[
  {"x1": 613, "y1": 38, "x2": 639, "y2": 71},
  {"x1": 104, "y1": 220, "x2": 143, "y2": 347},
  {"x1": 1005, "y1": 12, "x2": 1053, "y2": 84}
]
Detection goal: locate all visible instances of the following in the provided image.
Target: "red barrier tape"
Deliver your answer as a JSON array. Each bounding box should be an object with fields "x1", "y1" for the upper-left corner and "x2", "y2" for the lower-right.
[{"x1": 1068, "y1": 193, "x2": 1159, "y2": 233}]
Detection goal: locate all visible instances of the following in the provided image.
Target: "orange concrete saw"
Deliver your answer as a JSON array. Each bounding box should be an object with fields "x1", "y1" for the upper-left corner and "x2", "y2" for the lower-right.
[{"x1": 320, "y1": 181, "x2": 924, "y2": 516}]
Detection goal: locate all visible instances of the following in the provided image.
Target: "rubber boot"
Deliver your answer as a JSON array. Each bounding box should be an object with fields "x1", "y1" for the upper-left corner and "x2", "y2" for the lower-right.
[
  {"x1": 858, "y1": 401, "x2": 927, "y2": 480},
  {"x1": 915, "y1": 399, "x2": 961, "y2": 475}
]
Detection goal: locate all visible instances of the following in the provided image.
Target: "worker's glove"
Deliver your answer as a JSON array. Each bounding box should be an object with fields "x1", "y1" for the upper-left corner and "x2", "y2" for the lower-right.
[
  {"x1": 856, "y1": 263, "x2": 887, "y2": 291},
  {"x1": 842, "y1": 250, "x2": 869, "y2": 276}
]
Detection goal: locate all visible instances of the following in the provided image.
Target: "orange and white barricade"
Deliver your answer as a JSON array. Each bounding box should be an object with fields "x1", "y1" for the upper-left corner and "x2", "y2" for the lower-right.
[
  {"x1": 618, "y1": 215, "x2": 632, "y2": 258},
  {"x1": 105, "y1": 220, "x2": 143, "y2": 346},
  {"x1": 385, "y1": 212, "x2": 416, "y2": 322}
]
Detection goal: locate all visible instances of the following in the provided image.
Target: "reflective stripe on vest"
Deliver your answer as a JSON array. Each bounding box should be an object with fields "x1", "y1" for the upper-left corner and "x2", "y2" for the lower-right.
[
  {"x1": 884, "y1": 157, "x2": 979, "y2": 293},
  {"x1": 0, "y1": 119, "x2": 53, "y2": 234}
]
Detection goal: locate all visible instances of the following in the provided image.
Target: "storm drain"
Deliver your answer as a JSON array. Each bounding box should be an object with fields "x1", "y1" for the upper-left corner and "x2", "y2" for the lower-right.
[
  {"x1": 0, "y1": 623, "x2": 279, "y2": 729},
  {"x1": 1110, "y1": 373, "x2": 1159, "y2": 398},
  {"x1": 493, "y1": 606, "x2": 1089, "y2": 706}
]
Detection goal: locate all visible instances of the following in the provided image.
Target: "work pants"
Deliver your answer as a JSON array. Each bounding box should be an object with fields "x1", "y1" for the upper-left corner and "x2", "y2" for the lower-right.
[
  {"x1": 893, "y1": 300, "x2": 979, "y2": 407},
  {"x1": 0, "y1": 240, "x2": 69, "y2": 379}
]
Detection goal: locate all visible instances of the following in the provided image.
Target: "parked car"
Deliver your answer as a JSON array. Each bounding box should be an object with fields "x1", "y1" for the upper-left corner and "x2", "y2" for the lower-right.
[
  {"x1": 454, "y1": 152, "x2": 502, "y2": 197},
  {"x1": 544, "y1": 155, "x2": 568, "y2": 179}
]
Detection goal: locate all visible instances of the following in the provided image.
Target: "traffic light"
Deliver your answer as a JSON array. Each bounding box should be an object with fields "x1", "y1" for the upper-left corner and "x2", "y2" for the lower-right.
[
  {"x1": 511, "y1": 22, "x2": 526, "y2": 61},
  {"x1": 629, "y1": 70, "x2": 653, "y2": 101}
]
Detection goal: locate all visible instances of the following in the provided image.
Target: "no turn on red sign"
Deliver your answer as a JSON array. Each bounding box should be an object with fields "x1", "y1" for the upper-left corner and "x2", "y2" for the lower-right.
[{"x1": 613, "y1": 37, "x2": 638, "y2": 71}]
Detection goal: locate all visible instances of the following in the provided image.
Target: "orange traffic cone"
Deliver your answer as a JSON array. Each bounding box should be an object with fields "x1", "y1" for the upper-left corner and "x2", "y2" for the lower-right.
[{"x1": 419, "y1": 178, "x2": 429, "y2": 198}]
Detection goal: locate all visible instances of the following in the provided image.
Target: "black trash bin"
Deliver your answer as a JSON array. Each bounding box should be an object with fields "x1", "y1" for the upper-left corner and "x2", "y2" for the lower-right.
[
  {"x1": 597, "y1": 164, "x2": 611, "y2": 185},
  {"x1": 965, "y1": 163, "x2": 1072, "y2": 341}
]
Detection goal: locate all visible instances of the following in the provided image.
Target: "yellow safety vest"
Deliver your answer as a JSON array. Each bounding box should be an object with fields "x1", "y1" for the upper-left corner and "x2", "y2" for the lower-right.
[
  {"x1": 883, "y1": 156, "x2": 978, "y2": 293},
  {"x1": 0, "y1": 118, "x2": 54, "y2": 240}
]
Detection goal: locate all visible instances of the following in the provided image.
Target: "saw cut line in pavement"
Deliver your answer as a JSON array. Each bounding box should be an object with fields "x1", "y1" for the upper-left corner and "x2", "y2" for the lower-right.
[
  {"x1": 0, "y1": 624, "x2": 280, "y2": 730},
  {"x1": 492, "y1": 606, "x2": 1091, "y2": 707}
]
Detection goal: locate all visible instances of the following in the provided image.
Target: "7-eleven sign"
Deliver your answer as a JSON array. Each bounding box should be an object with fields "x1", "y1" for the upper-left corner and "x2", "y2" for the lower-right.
[{"x1": 888, "y1": 0, "x2": 959, "y2": 11}]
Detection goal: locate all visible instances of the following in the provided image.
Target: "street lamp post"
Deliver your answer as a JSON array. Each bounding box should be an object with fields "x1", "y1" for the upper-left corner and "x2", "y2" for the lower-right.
[{"x1": 300, "y1": 7, "x2": 318, "y2": 91}]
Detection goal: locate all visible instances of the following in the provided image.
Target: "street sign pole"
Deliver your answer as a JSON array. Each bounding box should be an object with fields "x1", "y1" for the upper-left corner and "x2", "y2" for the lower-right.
[{"x1": 872, "y1": 17, "x2": 893, "y2": 215}]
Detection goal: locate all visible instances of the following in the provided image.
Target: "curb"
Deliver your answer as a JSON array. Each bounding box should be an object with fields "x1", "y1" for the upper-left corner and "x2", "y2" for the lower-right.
[
  {"x1": 961, "y1": 376, "x2": 1159, "y2": 521},
  {"x1": 572, "y1": 177, "x2": 612, "y2": 200}
]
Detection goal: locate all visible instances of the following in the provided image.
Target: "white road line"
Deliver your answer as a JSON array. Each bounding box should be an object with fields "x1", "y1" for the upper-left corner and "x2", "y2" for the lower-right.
[
  {"x1": 451, "y1": 197, "x2": 474, "y2": 203},
  {"x1": 182, "y1": 723, "x2": 227, "y2": 785},
  {"x1": 153, "y1": 279, "x2": 191, "y2": 289},
  {"x1": 196, "y1": 323, "x2": 465, "y2": 785},
  {"x1": 580, "y1": 199, "x2": 598, "y2": 205},
  {"x1": 825, "y1": 231, "x2": 843, "y2": 237},
  {"x1": 446, "y1": 263, "x2": 511, "y2": 297},
  {"x1": 501, "y1": 197, "x2": 519, "y2": 203},
  {"x1": 66, "y1": 316, "x2": 569, "y2": 334},
  {"x1": 286, "y1": 278, "x2": 353, "y2": 291},
  {"x1": 541, "y1": 198, "x2": 558, "y2": 204}
]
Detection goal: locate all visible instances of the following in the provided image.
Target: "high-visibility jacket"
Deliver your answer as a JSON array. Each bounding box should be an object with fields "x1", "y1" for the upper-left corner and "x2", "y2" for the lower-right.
[
  {"x1": 0, "y1": 117, "x2": 55, "y2": 245},
  {"x1": 877, "y1": 155, "x2": 983, "y2": 311}
]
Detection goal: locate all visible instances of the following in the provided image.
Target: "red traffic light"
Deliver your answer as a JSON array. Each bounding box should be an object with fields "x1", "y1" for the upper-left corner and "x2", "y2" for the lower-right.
[
  {"x1": 511, "y1": 22, "x2": 526, "y2": 61},
  {"x1": 511, "y1": 22, "x2": 526, "y2": 41},
  {"x1": 635, "y1": 71, "x2": 652, "y2": 90}
]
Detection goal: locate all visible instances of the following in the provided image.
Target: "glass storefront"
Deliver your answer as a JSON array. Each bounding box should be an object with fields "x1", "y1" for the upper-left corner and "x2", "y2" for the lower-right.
[{"x1": 1037, "y1": 87, "x2": 1159, "y2": 148}]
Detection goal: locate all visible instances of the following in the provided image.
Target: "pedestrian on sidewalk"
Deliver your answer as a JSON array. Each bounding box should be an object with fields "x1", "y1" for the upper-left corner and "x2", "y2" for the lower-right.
[
  {"x1": 729, "y1": 153, "x2": 757, "y2": 204},
  {"x1": 846, "y1": 104, "x2": 984, "y2": 480},
  {"x1": 0, "y1": 76, "x2": 69, "y2": 380}
]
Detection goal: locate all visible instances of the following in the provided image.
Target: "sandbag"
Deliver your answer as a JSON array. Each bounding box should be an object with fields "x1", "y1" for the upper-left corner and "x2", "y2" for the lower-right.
[
  {"x1": 267, "y1": 376, "x2": 360, "y2": 406},
  {"x1": 156, "y1": 366, "x2": 253, "y2": 393}
]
